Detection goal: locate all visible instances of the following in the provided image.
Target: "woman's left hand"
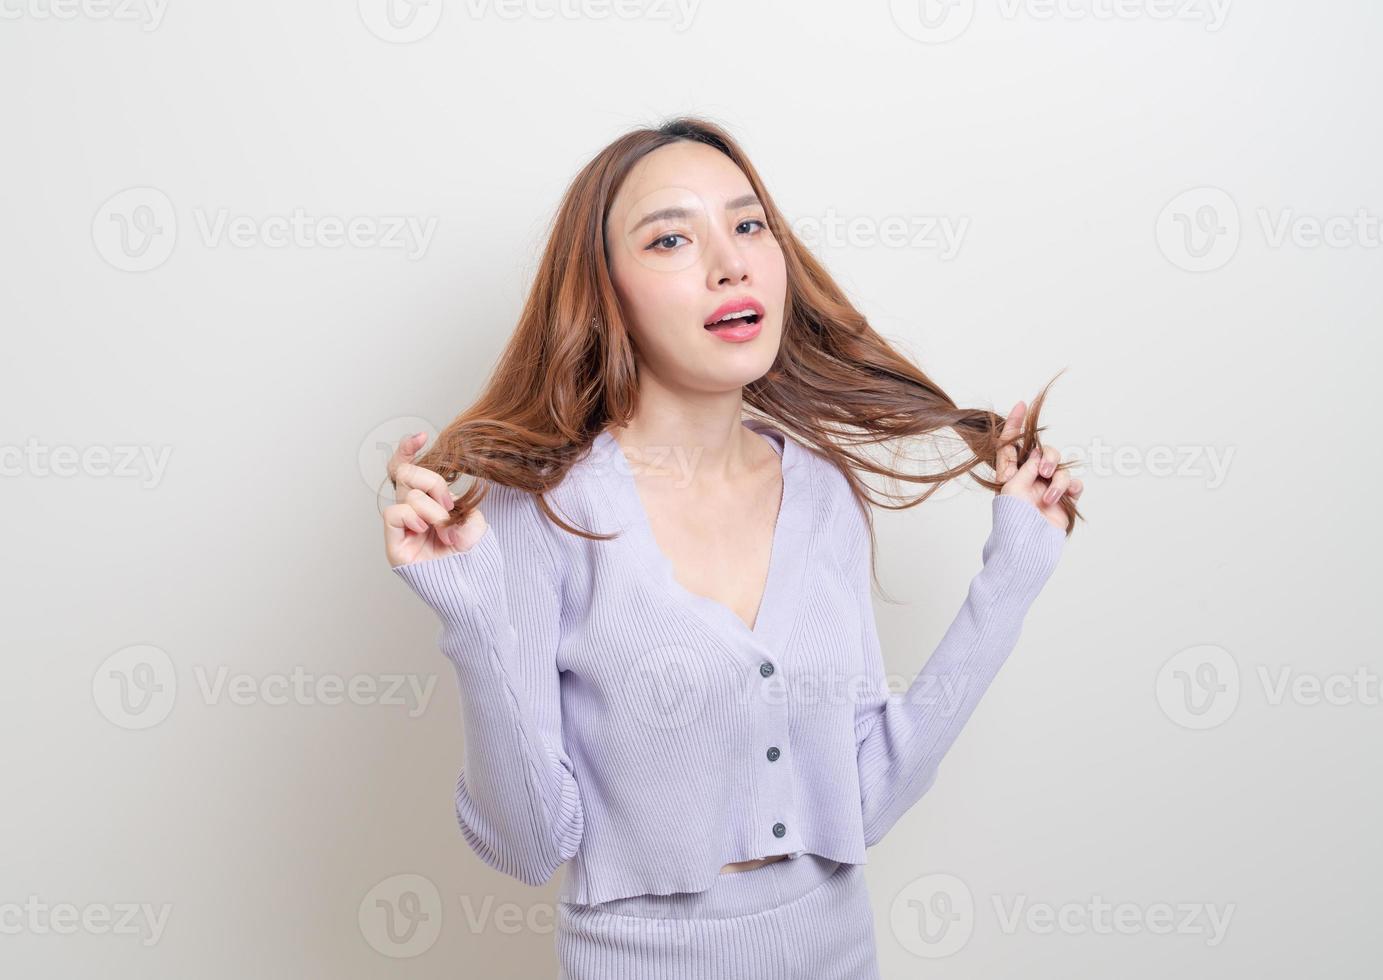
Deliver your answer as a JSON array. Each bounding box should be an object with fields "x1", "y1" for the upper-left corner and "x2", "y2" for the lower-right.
[{"x1": 996, "y1": 400, "x2": 1083, "y2": 531}]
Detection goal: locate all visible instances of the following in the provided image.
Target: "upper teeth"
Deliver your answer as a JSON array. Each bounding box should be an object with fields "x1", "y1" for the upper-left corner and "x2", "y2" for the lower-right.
[{"x1": 714, "y1": 310, "x2": 755, "y2": 323}]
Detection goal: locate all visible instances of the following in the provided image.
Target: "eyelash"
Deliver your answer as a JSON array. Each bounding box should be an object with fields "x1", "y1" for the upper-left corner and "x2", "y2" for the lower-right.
[{"x1": 645, "y1": 218, "x2": 768, "y2": 252}]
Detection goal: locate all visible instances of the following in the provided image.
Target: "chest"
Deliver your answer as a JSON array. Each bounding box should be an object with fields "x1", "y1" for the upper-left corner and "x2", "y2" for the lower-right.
[{"x1": 638, "y1": 470, "x2": 783, "y2": 633}]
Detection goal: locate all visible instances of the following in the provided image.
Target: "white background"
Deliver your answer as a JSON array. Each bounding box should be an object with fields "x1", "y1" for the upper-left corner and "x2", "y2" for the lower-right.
[{"x1": 2, "y1": 0, "x2": 1379, "y2": 977}]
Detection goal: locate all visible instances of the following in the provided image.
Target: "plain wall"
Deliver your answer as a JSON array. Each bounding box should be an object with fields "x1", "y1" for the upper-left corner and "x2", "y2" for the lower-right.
[{"x1": 3, "y1": 1, "x2": 1379, "y2": 976}]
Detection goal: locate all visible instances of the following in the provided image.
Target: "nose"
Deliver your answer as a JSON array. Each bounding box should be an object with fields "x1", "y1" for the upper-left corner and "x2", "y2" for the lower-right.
[{"x1": 706, "y1": 225, "x2": 750, "y2": 286}]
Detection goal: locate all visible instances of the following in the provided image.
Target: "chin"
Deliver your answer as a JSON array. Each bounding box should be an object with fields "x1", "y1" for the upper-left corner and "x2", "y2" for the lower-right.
[{"x1": 719, "y1": 351, "x2": 780, "y2": 389}]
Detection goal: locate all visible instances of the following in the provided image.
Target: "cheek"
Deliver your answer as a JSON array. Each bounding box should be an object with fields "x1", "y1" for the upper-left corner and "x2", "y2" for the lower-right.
[
  {"x1": 759, "y1": 244, "x2": 788, "y2": 294},
  {"x1": 627, "y1": 270, "x2": 703, "y2": 331},
  {"x1": 617, "y1": 277, "x2": 702, "y2": 360},
  {"x1": 610, "y1": 254, "x2": 659, "y2": 328}
]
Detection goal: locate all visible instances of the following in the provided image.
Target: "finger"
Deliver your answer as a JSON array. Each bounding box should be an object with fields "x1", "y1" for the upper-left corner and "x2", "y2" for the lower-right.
[
  {"x1": 998, "y1": 401, "x2": 1025, "y2": 480},
  {"x1": 383, "y1": 503, "x2": 431, "y2": 565},
  {"x1": 405, "y1": 487, "x2": 452, "y2": 528},
  {"x1": 1038, "y1": 444, "x2": 1061, "y2": 480},
  {"x1": 383, "y1": 502, "x2": 428, "y2": 538},
  {"x1": 1002, "y1": 437, "x2": 1046, "y2": 495},
  {"x1": 999, "y1": 400, "x2": 1025, "y2": 439},
  {"x1": 387, "y1": 431, "x2": 429, "y2": 483},
  {"x1": 447, "y1": 505, "x2": 489, "y2": 552},
  {"x1": 394, "y1": 460, "x2": 456, "y2": 512},
  {"x1": 1042, "y1": 468, "x2": 1071, "y2": 506},
  {"x1": 1068, "y1": 477, "x2": 1084, "y2": 499}
]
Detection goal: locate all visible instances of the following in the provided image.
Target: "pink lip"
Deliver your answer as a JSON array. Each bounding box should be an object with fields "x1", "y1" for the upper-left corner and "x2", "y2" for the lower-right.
[
  {"x1": 704, "y1": 316, "x2": 762, "y2": 343},
  {"x1": 703, "y1": 296, "x2": 765, "y2": 327}
]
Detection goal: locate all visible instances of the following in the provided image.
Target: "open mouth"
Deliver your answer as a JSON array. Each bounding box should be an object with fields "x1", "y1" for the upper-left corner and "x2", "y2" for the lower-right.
[{"x1": 705, "y1": 311, "x2": 761, "y2": 330}]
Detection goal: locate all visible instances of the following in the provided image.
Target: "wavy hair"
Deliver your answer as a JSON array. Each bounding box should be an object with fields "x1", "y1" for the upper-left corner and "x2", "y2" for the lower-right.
[{"x1": 387, "y1": 115, "x2": 1083, "y2": 595}]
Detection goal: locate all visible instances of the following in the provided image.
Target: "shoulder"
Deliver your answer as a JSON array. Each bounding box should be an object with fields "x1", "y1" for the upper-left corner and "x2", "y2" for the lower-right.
[
  {"x1": 799, "y1": 440, "x2": 867, "y2": 531},
  {"x1": 477, "y1": 452, "x2": 610, "y2": 569},
  {"x1": 792, "y1": 440, "x2": 871, "y2": 581},
  {"x1": 472, "y1": 473, "x2": 580, "y2": 582},
  {"x1": 467, "y1": 481, "x2": 557, "y2": 577}
]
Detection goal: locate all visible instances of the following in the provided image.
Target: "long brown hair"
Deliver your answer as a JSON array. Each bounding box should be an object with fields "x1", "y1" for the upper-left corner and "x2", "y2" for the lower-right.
[{"x1": 388, "y1": 115, "x2": 1082, "y2": 594}]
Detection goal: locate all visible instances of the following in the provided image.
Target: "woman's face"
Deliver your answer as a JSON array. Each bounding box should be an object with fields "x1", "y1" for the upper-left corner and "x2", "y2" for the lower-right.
[{"x1": 604, "y1": 140, "x2": 787, "y2": 393}]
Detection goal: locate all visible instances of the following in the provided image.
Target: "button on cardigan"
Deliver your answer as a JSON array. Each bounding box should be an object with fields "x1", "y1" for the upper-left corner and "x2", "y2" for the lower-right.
[{"x1": 391, "y1": 418, "x2": 1066, "y2": 907}]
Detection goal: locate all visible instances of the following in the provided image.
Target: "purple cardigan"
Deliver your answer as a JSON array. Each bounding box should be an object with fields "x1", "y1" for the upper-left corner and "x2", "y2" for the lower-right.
[{"x1": 392, "y1": 418, "x2": 1066, "y2": 906}]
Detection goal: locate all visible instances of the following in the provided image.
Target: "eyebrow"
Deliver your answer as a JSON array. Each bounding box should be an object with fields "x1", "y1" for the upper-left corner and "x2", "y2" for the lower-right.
[{"x1": 629, "y1": 193, "x2": 763, "y2": 234}]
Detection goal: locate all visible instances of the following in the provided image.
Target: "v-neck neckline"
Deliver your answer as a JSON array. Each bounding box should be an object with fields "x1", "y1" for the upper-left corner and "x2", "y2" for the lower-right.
[{"x1": 586, "y1": 417, "x2": 814, "y2": 658}]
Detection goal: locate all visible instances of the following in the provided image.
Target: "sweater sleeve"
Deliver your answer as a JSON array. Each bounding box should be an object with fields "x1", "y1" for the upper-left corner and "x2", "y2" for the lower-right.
[
  {"x1": 852, "y1": 493, "x2": 1066, "y2": 847},
  {"x1": 391, "y1": 483, "x2": 583, "y2": 886}
]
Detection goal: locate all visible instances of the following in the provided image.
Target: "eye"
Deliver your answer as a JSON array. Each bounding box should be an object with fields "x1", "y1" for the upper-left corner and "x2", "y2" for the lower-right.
[
  {"x1": 645, "y1": 232, "x2": 689, "y2": 252},
  {"x1": 737, "y1": 218, "x2": 768, "y2": 235}
]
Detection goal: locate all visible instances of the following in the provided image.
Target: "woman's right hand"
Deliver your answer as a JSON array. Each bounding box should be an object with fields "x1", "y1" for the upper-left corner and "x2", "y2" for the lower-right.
[
  {"x1": 995, "y1": 401, "x2": 1081, "y2": 533},
  {"x1": 383, "y1": 431, "x2": 489, "y2": 568}
]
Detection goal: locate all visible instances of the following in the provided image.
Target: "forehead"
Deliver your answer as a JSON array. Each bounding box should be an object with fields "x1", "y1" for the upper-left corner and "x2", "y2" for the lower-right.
[{"x1": 609, "y1": 141, "x2": 753, "y2": 222}]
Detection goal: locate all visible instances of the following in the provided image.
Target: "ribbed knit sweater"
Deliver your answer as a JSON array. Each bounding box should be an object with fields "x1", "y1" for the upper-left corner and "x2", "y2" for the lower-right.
[{"x1": 392, "y1": 418, "x2": 1067, "y2": 907}]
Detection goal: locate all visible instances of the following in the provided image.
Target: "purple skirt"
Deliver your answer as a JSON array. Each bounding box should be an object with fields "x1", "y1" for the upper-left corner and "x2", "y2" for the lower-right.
[{"x1": 555, "y1": 854, "x2": 881, "y2": 980}]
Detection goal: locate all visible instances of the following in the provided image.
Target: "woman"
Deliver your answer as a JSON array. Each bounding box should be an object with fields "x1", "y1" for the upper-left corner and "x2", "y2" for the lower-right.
[{"x1": 382, "y1": 116, "x2": 1083, "y2": 979}]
